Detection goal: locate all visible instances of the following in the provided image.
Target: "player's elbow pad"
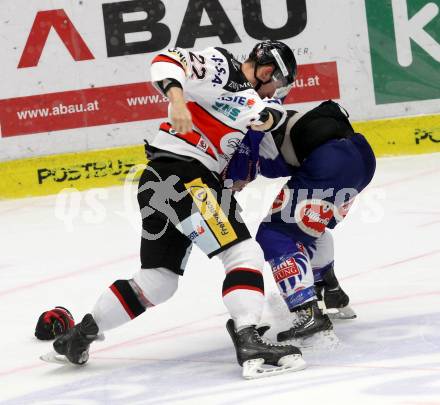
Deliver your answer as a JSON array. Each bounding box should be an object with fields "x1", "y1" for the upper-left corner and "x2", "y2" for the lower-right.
[
  {"x1": 155, "y1": 78, "x2": 183, "y2": 97},
  {"x1": 261, "y1": 107, "x2": 285, "y2": 132}
]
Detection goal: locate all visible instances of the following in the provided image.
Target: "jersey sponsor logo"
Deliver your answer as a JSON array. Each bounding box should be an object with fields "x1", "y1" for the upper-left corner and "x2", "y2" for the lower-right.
[
  {"x1": 272, "y1": 256, "x2": 301, "y2": 283},
  {"x1": 217, "y1": 95, "x2": 256, "y2": 108},
  {"x1": 212, "y1": 101, "x2": 241, "y2": 121},
  {"x1": 189, "y1": 185, "x2": 208, "y2": 202},
  {"x1": 294, "y1": 199, "x2": 336, "y2": 237},
  {"x1": 271, "y1": 186, "x2": 291, "y2": 213},
  {"x1": 188, "y1": 224, "x2": 206, "y2": 241},
  {"x1": 185, "y1": 178, "x2": 237, "y2": 247},
  {"x1": 225, "y1": 80, "x2": 253, "y2": 92},
  {"x1": 176, "y1": 212, "x2": 220, "y2": 255}
]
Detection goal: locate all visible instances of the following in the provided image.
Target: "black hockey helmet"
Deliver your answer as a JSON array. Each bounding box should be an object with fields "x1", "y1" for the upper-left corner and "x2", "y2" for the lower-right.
[{"x1": 249, "y1": 40, "x2": 297, "y2": 98}]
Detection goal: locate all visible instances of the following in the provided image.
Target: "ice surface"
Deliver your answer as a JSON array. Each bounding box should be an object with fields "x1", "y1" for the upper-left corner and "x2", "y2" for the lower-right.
[{"x1": 1, "y1": 153, "x2": 439, "y2": 404}]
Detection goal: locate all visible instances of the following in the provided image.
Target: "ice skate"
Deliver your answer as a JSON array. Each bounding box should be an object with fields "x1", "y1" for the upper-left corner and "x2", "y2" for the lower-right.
[
  {"x1": 323, "y1": 286, "x2": 357, "y2": 319},
  {"x1": 226, "y1": 319, "x2": 306, "y2": 379},
  {"x1": 41, "y1": 313, "x2": 99, "y2": 365},
  {"x1": 277, "y1": 300, "x2": 339, "y2": 349},
  {"x1": 318, "y1": 266, "x2": 357, "y2": 320}
]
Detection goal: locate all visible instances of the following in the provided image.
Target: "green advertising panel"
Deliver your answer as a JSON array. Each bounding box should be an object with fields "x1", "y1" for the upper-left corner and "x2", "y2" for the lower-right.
[{"x1": 366, "y1": 0, "x2": 440, "y2": 104}]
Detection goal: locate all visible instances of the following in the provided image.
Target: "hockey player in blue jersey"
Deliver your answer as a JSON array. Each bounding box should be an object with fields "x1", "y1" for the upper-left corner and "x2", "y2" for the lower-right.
[{"x1": 224, "y1": 99, "x2": 376, "y2": 345}]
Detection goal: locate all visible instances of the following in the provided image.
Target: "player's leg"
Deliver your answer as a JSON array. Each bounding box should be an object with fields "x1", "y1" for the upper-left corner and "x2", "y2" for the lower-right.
[
  {"x1": 52, "y1": 159, "x2": 192, "y2": 364},
  {"x1": 309, "y1": 231, "x2": 356, "y2": 319},
  {"x1": 91, "y1": 217, "x2": 191, "y2": 331},
  {"x1": 52, "y1": 228, "x2": 188, "y2": 364},
  {"x1": 218, "y1": 239, "x2": 305, "y2": 376},
  {"x1": 257, "y1": 135, "x2": 375, "y2": 344},
  {"x1": 218, "y1": 238, "x2": 265, "y2": 327},
  {"x1": 182, "y1": 169, "x2": 304, "y2": 375},
  {"x1": 255, "y1": 148, "x2": 348, "y2": 343},
  {"x1": 256, "y1": 221, "x2": 334, "y2": 345}
]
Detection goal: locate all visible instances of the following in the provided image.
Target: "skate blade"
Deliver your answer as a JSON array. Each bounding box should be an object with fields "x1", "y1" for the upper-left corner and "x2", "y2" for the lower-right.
[
  {"x1": 286, "y1": 330, "x2": 340, "y2": 350},
  {"x1": 40, "y1": 351, "x2": 70, "y2": 365},
  {"x1": 40, "y1": 350, "x2": 89, "y2": 365},
  {"x1": 326, "y1": 306, "x2": 357, "y2": 320},
  {"x1": 242, "y1": 354, "x2": 306, "y2": 380}
]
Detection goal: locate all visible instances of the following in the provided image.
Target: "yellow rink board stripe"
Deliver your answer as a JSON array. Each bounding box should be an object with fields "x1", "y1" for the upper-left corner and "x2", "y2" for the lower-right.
[
  {"x1": 0, "y1": 145, "x2": 147, "y2": 199},
  {"x1": 353, "y1": 114, "x2": 440, "y2": 157},
  {"x1": 0, "y1": 113, "x2": 439, "y2": 200}
]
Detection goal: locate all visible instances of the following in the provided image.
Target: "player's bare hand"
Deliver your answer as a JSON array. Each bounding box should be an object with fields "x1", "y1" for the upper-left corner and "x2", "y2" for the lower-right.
[
  {"x1": 166, "y1": 86, "x2": 192, "y2": 134},
  {"x1": 170, "y1": 102, "x2": 193, "y2": 134},
  {"x1": 250, "y1": 111, "x2": 274, "y2": 132}
]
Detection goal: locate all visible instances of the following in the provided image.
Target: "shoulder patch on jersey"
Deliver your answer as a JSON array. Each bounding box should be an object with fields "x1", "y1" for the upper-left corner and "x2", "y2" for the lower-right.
[
  {"x1": 215, "y1": 47, "x2": 253, "y2": 93},
  {"x1": 167, "y1": 48, "x2": 189, "y2": 68}
]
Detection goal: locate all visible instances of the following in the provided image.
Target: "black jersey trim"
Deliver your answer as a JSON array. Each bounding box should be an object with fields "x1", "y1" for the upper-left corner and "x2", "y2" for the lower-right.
[
  {"x1": 110, "y1": 280, "x2": 146, "y2": 319},
  {"x1": 215, "y1": 47, "x2": 254, "y2": 93}
]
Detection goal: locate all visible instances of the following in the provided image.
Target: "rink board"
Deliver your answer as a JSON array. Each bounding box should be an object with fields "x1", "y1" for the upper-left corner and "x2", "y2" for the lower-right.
[
  {"x1": 1, "y1": 113, "x2": 439, "y2": 199},
  {"x1": 1, "y1": 0, "x2": 439, "y2": 163}
]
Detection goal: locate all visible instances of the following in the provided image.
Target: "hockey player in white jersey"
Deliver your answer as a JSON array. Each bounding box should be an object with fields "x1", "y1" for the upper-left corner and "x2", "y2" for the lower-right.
[{"x1": 48, "y1": 41, "x2": 306, "y2": 379}]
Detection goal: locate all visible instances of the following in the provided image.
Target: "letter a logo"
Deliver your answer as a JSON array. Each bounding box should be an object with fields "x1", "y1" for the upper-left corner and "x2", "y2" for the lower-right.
[{"x1": 18, "y1": 9, "x2": 94, "y2": 68}]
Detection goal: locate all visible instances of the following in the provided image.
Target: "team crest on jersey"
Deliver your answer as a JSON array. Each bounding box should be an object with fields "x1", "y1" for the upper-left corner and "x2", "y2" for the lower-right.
[
  {"x1": 196, "y1": 138, "x2": 209, "y2": 152},
  {"x1": 219, "y1": 133, "x2": 243, "y2": 163},
  {"x1": 294, "y1": 199, "x2": 336, "y2": 237},
  {"x1": 271, "y1": 186, "x2": 291, "y2": 213}
]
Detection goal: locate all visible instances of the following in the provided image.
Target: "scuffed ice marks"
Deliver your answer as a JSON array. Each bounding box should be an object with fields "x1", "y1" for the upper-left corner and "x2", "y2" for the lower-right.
[{"x1": 5, "y1": 312, "x2": 440, "y2": 404}]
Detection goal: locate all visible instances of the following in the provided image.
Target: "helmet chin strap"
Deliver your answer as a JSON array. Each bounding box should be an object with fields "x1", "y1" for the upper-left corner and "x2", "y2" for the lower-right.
[{"x1": 254, "y1": 64, "x2": 272, "y2": 92}]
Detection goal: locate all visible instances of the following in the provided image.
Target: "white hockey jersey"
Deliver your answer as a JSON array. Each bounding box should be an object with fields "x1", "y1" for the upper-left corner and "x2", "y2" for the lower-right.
[{"x1": 149, "y1": 46, "x2": 286, "y2": 174}]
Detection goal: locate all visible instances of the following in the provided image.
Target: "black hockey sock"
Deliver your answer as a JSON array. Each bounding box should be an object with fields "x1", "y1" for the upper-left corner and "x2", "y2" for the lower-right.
[
  {"x1": 110, "y1": 280, "x2": 147, "y2": 320},
  {"x1": 222, "y1": 268, "x2": 264, "y2": 297}
]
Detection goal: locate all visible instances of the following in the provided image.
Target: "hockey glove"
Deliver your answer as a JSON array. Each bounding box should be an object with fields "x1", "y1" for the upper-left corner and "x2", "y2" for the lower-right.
[{"x1": 35, "y1": 306, "x2": 75, "y2": 340}]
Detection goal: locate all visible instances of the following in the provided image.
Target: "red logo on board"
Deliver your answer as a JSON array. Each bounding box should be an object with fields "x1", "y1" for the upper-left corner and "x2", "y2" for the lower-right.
[{"x1": 18, "y1": 10, "x2": 94, "y2": 68}]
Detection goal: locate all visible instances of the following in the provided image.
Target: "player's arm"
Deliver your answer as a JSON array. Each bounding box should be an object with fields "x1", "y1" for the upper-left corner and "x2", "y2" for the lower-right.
[
  {"x1": 150, "y1": 48, "x2": 193, "y2": 134},
  {"x1": 222, "y1": 130, "x2": 264, "y2": 191},
  {"x1": 166, "y1": 86, "x2": 192, "y2": 134},
  {"x1": 224, "y1": 126, "x2": 292, "y2": 191},
  {"x1": 247, "y1": 97, "x2": 287, "y2": 132},
  {"x1": 250, "y1": 107, "x2": 284, "y2": 131}
]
